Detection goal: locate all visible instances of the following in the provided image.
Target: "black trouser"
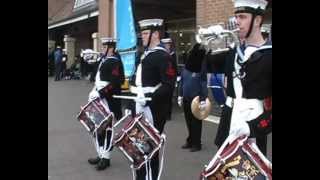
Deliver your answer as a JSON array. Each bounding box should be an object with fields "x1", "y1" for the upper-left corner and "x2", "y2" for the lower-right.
[
  {"x1": 107, "y1": 98, "x2": 122, "y2": 120},
  {"x1": 166, "y1": 91, "x2": 174, "y2": 120},
  {"x1": 214, "y1": 106, "x2": 232, "y2": 147},
  {"x1": 61, "y1": 62, "x2": 67, "y2": 78},
  {"x1": 97, "y1": 99, "x2": 122, "y2": 159},
  {"x1": 95, "y1": 98, "x2": 122, "y2": 158},
  {"x1": 135, "y1": 102, "x2": 167, "y2": 180},
  {"x1": 80, "y1": 61, "x2": 86, "y2": 77},
  {"x1": 256, "y1": 136, "x2": 267, "y2": 155},
  {"x1": 54, "y1": 62, "x2": 62, "y2": 80},
  {"x1": 136, "y1": 152, "x2": 160, "y2": 180},
  {"x1": 97, "y1": 128, "x2": 112, "y2": 148},
  {"x1": 183, "y1": 99, "x2": 202, "y2": 147},
  {"x1": 90, "y1": 63, "x2": 99, "y2": 82},
  {"x1": 49, "y1": 60, "x2": 54, "y2": 76}
]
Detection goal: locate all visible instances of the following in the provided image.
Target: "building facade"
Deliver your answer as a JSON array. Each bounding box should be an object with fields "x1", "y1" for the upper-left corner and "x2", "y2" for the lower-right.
[{"x1": 48, "y1": 0, "x2": 272, "y2": 68}]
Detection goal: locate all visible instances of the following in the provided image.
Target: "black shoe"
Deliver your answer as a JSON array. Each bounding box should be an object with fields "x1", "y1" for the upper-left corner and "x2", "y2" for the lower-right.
[
  {"x1": 96, "y1": 158, "x2": 110, "y2": 171},
  {"x1": 181, "y1": 142, "x2": 192, "y2": 149},
  {"x1": 190, "y1": 145, "x2": 202, "y2": 152},
  {"x1": 88, "y1": 157, "x2": 100, "y2": 165}
]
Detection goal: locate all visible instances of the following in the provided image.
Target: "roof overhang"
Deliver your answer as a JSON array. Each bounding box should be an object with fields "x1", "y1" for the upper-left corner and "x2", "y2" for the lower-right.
[{"x1": 48, "y1": 10, "x2": 98, "y2": 30}]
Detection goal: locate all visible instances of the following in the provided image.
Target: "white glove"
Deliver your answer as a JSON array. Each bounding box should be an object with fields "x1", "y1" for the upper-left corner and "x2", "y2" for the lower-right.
[
  {"x1": 124, "y1": 109, "x2": 132, "y2": 115},
  {"x1": 95, "y1": 81, "x2": 109, "y2": 92},
  {"x1": 199, "y1": 101, "x2": 207, "y2": 111},
  {"x1": 177, "y1": 96, "x2": 183, "y2": 107},
  {"x1": 135, "y1": 91, "x2": 146, "y2": 106},
  {"x1": 208, "y1": 25, "x2": 224, "y2": 35},
  {"x1": 88, "y1": 89, "x2": 99, "y2": 101},
  {"x1": 229, "y1": 120, "x2": 250, "y2": 142}
]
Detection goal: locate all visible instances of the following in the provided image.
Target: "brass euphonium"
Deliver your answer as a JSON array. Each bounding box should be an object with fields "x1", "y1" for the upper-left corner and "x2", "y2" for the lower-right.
[
  {"x1": 81, "y1": 49, "x2": 101, "y2": 64},
  {"x1": 195, "y1": 24, "x2": 240, "y2": 55}
]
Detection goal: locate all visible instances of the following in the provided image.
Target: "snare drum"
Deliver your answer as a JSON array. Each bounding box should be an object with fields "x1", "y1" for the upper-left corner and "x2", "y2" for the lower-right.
[
  {"x1": 200, "y1": 136, "x2": 272, "y2": 180},
  {"x1": 113, "y1": 113, "x2": 163, "y2": 169},
  {"x1": 77, "y1": 97, "x2": 113, "y2": 133}
]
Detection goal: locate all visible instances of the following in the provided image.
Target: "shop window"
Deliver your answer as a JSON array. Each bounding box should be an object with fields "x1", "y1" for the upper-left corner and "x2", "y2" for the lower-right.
[{"x1": 74, "y1": 0, "x2": 95, "y2": 10}]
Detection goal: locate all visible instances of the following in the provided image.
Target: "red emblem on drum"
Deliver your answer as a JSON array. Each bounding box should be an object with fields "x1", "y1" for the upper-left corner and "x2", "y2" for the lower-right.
[{"x1": 166, "y1": 62, "x2": 175, "y2": 78}]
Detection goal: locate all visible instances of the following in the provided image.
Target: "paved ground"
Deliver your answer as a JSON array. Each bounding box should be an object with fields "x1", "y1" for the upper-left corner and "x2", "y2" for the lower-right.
[{"x1": 48, "y1": 77, "x2": 272, "y2": 180}]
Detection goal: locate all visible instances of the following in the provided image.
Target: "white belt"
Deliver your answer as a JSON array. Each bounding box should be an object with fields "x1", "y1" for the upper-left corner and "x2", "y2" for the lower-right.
[
  {"x1": 225, "y1": 96, "x2": 263, "y2": 108},
  {"x1": 130, "y1": 83, "x2": 162, "y2": 94},
  {"x1": 229, "y1": 97, "x2": 264, "y2": 126}
]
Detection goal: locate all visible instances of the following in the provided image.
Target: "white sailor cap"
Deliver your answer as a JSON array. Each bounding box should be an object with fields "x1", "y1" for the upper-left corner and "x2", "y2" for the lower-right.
[
  {"x1": 138, "y1": 19, "x2": 163, "y2": 31},
  {"x1": 56, "y1": 46, "x2": 61, "y2": 49},
  {"x1": 101, "y1": 37, "x2": 117, "y2": 45},
  {"x1": 233, "y1": 0, "x2": 268, "y2": 15},
  {"x1": 161, "y1": 38, "x2": 172, "y2": 44}
]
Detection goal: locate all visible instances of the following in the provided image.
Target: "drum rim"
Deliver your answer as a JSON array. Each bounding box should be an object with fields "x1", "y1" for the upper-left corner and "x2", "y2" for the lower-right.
[
  {"x1": 203, "y1": 137, "x2": 245, "y2": 177},
  {"x1": 202, "y1": 137, "x2": 272, "y2": 179},
  {"x1": 77, "y1": 98, "x2": 112, "y2": 132}
]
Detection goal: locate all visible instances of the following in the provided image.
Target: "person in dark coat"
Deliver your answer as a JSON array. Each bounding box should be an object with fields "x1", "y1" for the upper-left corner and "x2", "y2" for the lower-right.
[
  {"x1": 54, "y1": 46, "x2": 63, "y2": 81},
  {"x1": 178, "y1": 43, "x2": 208, "y2": 152}
]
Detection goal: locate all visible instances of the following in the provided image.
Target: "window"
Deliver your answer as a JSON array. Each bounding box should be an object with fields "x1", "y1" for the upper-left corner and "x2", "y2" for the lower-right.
[{"x1": 74, "y1": 0, "x2": 95, "y2": 10}]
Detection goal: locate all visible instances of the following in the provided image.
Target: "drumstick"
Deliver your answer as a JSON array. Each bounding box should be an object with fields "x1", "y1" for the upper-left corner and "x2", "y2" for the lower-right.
[{"x1": 112, "y1": 95, "x2": 152, "y2": 101}]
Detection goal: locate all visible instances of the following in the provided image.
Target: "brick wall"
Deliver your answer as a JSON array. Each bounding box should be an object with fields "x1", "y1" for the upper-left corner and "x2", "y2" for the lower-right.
[{"x1": 197, "y1": 0, "x2": 234, "y2": 28}]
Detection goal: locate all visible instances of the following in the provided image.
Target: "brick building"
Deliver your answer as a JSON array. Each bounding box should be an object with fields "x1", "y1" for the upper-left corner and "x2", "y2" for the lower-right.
[
  {"x1": 48, "y1": 0, "x2": 272, "y2": 68},
  {"x1": 197, "y1": 0, "x2": 234, "y2": 27}
]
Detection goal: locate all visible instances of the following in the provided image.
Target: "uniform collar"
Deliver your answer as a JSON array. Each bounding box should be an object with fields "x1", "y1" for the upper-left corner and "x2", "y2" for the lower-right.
[
  {"x1": 142, "y1": 44, "x2": 167, "y2": 59},
  {"x1": 237, "y1": 40, "x2": 272, "y2": 62}
]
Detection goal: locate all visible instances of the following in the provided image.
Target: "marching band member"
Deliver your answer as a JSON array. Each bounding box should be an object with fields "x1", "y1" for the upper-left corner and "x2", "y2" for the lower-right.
[
  {"x1": 130, "y1": 18, "x2": 176, "y2": 180},
  {"x1": 206, "y1": 0, "x2": 272, "y2": 155},
  {"x1": 87, "y1": 37, "x2": 125, "y2": 170},
  {"x1": 161, "y1": 38, "x2": 177, "y2": 121}
]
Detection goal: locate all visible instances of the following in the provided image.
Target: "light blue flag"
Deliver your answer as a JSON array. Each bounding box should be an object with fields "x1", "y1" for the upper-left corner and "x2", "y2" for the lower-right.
[{"x1": 116, "y1": 0, "x2": 137, "y2": 77}]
